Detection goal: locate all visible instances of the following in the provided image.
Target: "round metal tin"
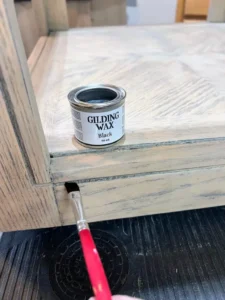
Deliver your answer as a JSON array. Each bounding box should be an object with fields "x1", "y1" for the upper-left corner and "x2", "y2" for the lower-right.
[{"x1": 68, "y1": 84, "x2": 126, "y2": 147}]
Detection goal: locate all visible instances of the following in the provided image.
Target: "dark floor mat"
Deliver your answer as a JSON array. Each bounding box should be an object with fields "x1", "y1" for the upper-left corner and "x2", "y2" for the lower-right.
[{"x1": 1, "y1": 207, "x2": 225, "y2": 299}]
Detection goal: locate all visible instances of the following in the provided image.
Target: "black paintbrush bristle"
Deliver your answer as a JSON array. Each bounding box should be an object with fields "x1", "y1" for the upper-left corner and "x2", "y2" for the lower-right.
[{"x1": 65, "y1": 182, "x2": 80, "y2": 193}]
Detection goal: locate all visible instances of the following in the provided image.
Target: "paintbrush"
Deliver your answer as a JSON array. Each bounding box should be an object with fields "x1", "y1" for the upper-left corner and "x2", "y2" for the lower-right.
[{"x1": 65, "y1": 182, "x2": 112, "y2": 300}]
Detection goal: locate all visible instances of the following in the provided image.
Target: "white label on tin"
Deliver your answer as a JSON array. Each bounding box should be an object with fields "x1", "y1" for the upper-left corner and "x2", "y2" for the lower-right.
[{"x1": 72, "y1": 105, "x2": 125, "y2": 145}]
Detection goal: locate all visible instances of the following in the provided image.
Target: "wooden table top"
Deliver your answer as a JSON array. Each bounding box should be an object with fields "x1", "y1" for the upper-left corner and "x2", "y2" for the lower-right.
[{"x1": 31, "y1": 23, "x2": 225, "y2": 155}]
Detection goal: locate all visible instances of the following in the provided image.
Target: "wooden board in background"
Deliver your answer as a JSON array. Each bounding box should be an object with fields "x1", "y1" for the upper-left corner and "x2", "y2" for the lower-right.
[
  {"x1": 45, "y1": 0, "x2": 69, "y2": 30},
  {"x1": 91, "y1": 0, "x2": 127, "y2": 26},
  {"x1": 67, "y1": 0, "x2": 91, "y2": 28},
  {"x1": 15, "y1": 1, "x2": 41, "y2": 57},
  {"x1": 176, "y1": 0, "x2": 185, "y2": 22},
  {"x1": 185, "y1": 0, "x2": 209, "y2": 17}
]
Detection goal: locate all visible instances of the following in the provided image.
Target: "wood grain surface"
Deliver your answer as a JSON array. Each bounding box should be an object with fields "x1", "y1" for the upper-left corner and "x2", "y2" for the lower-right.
[
  {"x1": 15, "y1": 1, "x2": 41, "y2": 57},
  {"x1": 31, "y1": 24, "x2": 225, "y2": 156},
  {"x1": 0, "y1": 89, "x2": 61, "y2": 231},
  {"x1": 28, "y1": 37, "x2": 48, "y2": 73},
  {"x1": 15, "y1": 0, "x2": 48, "y2": 57},
  {"x1": 1, "y1": 0, "x2": 50, "y2": 183},
  {"x1": 51, "y1": 139, "x2": 225, "y2": 182},
  {"x1": 55, "y1": 166, "x2": 225, "y2": 225},
  {"x1": 45, "y1": 0, "x2": 69, "y2": 31}
]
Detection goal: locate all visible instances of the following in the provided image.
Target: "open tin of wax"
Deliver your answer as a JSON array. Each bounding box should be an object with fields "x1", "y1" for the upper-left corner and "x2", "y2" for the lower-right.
[{"x1": 68, "y1": 84, "x2": 126, "y2": 148}]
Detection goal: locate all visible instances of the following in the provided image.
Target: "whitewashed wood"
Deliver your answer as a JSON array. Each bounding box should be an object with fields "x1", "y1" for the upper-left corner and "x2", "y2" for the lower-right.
[
  {"x1": 28, "y1": 37, "x2": 48, "y2": 73},
  {"x1": 45, "y1": 0, "x2": 69, "y2": 30},
  {"x1": 1, "y1": 0, "x2": 50, "y2": 183},
  {"x1": 208, "y1": 0, "x2": 225, "y2": 22},
  {"x1": 51, "y1": 140, "x2": 225, "y2": 182},
  {"x1": 55, "y1": 166, "x2": 225, "y2": 225},
  {"x1": 91, "y1": 0, "x2": 126, "y2": 26},
  {"x1": 31, "y1": 24, "x2": 225, "y2": 156},
  {"x1": 0, "y1": 89, "x2": 61, "y2": 232}
]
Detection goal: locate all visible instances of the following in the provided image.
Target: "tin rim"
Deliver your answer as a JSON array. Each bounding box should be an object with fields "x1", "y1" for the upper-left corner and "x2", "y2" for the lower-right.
[{"x1": 67, "y1": 84, "x2": 126, "y2": 109}]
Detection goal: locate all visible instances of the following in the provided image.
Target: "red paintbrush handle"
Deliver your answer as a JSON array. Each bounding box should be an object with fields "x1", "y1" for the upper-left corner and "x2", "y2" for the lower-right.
[{"x1": 79, "y1": 228, "x2": 112, "y2": 300}]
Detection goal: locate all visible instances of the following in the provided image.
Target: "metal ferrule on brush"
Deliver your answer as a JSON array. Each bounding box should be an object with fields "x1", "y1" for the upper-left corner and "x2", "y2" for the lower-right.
[{"x1": 69, "y1": 191, "x2": 89, "y2": 231}]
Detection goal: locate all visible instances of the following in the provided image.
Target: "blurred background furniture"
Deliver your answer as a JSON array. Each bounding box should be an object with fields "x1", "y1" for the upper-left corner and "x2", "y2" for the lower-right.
[{"x1": 15, "y1": 0, "x2": 224, "y2": 57}]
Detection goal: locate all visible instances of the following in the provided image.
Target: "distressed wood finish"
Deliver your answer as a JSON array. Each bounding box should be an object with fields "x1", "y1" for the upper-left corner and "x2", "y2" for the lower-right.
[
  {"x1": 55, "y1": 166, "x2": 225, "y2": 225},
  {"x1": 1, "y1": 0, "x2": 50, "y2": 183},
  {"x1": 31, "y1": 24, "x2": 225, "y2": 156},
  {"x1": 0, "y1": 90, "x2": 61, "y2": 232},
  {"x1": 51, "y1": 139, "x2": 225, "y2": 182},
  {"x1": 45, "y1": 0, "x2": 69, "y2": 31}
]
